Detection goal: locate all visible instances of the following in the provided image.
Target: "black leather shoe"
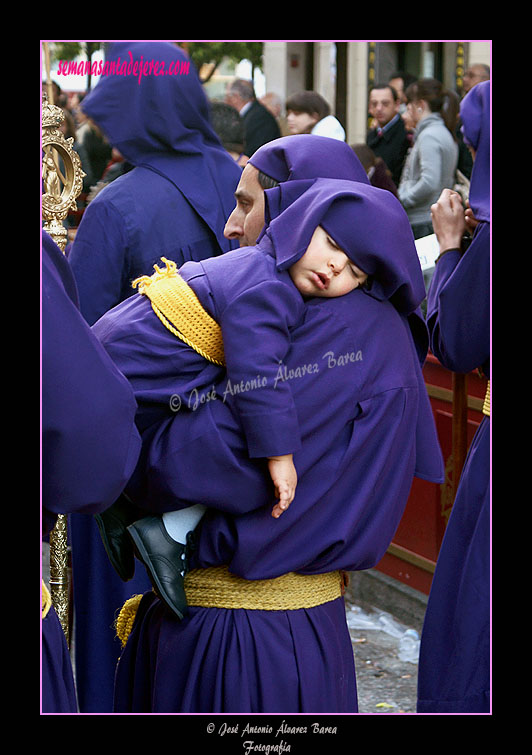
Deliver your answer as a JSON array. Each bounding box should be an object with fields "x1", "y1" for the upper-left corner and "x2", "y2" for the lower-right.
[
  {"x1": 94, "y1": 496, "x2": 137, "y2": 581},
  {"x1": 127, "y1": 516, "x2": 192, "y2": 620}
]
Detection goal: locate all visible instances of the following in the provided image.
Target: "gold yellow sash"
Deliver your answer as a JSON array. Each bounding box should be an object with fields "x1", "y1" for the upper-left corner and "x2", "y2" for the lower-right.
[
  {"x1": 133, "y1": 257, "x2": 225, "y2": 366},
  {"x1": 184, "y1": 566, "x2": 343, "y2": 611},
  {"x1": 115, "y1": 568, "x2": 344, "y2": 647}
]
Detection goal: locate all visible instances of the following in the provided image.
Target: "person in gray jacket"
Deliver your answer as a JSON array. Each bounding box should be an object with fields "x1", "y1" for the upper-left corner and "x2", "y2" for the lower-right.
[{"x1": 398, "y1": 78, "x2": 459, "y2": 239}]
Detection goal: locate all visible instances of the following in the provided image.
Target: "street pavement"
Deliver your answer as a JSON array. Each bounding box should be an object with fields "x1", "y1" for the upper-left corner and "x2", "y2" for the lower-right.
[{"x1": 345, "y1": 595, "x2": 420, "y2": 714}]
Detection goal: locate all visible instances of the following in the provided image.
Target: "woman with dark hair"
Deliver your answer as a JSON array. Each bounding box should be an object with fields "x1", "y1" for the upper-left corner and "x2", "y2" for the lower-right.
[
  {"x1": 398, "y1": 78, "x2": 460, "y2": 239},
  {"x1": 285, "y1": 90, "x2": 345, "y2": 141}
]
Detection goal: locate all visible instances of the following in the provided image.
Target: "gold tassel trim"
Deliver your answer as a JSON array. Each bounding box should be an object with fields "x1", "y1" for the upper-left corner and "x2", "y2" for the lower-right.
[
  {"x1": 42, "y1": 580, "x2": 52, "y2": 620},
  {"x1": 185, "y1": 566, "x2": 343, "y2": 611},
  {"x1": 115, "y1": 594, "x2": 144, "y2": 648},
  {"x1": 482, "y1": 380, "x2": 490, "y2": 417},
  {"x1": 132, "y1": 258, "x2": 225, "y2": 366}
]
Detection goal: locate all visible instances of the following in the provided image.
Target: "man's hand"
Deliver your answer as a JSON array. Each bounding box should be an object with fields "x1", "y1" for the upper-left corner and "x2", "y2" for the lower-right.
[{"x1": 430, "y1": 189, "x2": 466, "y2": 252}]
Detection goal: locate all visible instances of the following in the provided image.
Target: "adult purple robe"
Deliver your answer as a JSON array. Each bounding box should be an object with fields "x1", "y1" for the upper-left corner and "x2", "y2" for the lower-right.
[
  {"x1": 65, "y1": 42, "x2": 241, "y2": 713},
  {"x1": 102, "y1": 180, "x2": 444, "y2": 713},
  {"x1": 68, "y1": 41, "x2": 241, "y2": 326},
  {"x1": 417, "y1": 81, "x2": 491, "y2": 713},
  {"x1": 41, "y1": 231, "x2": 141, "y2": 713}
]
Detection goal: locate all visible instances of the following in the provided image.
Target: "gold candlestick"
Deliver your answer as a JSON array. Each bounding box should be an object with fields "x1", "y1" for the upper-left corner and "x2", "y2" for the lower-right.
[
  {"x1": 41, "y1": 97, "x2": 85, "y2": 253},
  {"x1": 42, "y1": 43, "x2": 86, "y2": 642}
]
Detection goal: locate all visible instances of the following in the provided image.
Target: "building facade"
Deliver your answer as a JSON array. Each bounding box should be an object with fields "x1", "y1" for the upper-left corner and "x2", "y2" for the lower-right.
[{"x1": 262, "y1": 41, "x2": 491, "y2": 143}]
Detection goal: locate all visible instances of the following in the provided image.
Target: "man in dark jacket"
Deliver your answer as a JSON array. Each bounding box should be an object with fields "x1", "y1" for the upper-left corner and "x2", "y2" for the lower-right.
[
  {"x1": 366, "y1": 83, "x2": 410, "y2": 187},
  {"x1": 225, "y1": 78, "x2": 281, "y2": 157}
]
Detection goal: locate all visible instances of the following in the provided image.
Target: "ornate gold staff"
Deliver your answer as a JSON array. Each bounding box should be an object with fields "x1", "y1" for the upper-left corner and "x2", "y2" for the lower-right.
[{"x1": 42, "y1": 42, "x2": 85, "y2": 643}]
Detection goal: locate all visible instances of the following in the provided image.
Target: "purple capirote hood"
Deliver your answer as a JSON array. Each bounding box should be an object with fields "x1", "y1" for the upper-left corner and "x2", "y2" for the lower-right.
[
  {"x1": 249, "y1": 133, "x2": 370, "y2": 185},
  {"x1": 460, "y1": 80, "x2": 490, "y2": 223},
  {"x1": 259, "y1": 176, "x2": 425, "y2": 315}
]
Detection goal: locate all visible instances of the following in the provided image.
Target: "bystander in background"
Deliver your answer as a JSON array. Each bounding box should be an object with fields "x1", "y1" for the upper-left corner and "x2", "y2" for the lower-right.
[
  {"x1": 388, "y1": 71, "x2": 417, "y2": 114},
  {"x1": 260, "y1": 92, "x2": 290, "y2": 135},
  {"x1": 351, "y1": 143, "x2": 398, "y2": 197},
  {"x1": 397, "y1": 78, "x2": 459, "y2": 239},
  {"x1": 366, "y1": 83, "x2": 410, "y2": 186},
  {"x1": 210, "y1": 101, "x2": 248, "y2": 167},
  {"x1": 225, "y1": 78, "x2": 281, "y2": 157},
  {"x1": 285, "y1": 90, "x2": 346, "y2": 141}
]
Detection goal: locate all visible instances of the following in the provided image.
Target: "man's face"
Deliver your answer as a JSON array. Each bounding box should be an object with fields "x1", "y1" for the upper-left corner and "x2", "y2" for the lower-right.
[
  {"x1": 225, "y1": 86, "x2": 243, "y2": 112},
  {"x1": 223, "y1": 163, "x2": 267, "y2": 247},
  {"x1": 389, "y1": 77, "x2": 406, "y2": 104},
  {"x1": 368, "y1": 87, "x2": 399, "y2": 127},
  {"x1": 463, "y1": 65, "x2": 488, "y2": 93}
]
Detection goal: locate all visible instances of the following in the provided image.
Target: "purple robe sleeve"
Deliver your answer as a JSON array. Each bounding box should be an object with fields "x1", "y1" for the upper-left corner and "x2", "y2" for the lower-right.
[
  {"x1": 42, "y1": 233, "x2": 141, "y2": 535},
  {"x1": 68, "y1": 199, "x2": 130, "y2": 326},
  {"x1": 219, "y1": 278, "x2": 304, "y2": 458},
  {"x1": 426, "y1": 222, "x2": 490, "y2": 374}
]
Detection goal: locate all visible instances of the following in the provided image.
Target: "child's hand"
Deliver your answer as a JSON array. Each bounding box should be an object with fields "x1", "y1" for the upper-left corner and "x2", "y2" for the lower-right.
[{"x1": 268, "y1": 454, "x2": 297, "y2": 518}]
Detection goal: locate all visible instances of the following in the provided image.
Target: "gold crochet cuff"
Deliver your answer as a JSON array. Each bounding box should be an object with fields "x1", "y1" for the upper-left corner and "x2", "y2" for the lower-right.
[
  {"x1": 133, "y1": 257, "x2": 225, "y2": 367},
  {"x1": 184, "y1": 566, "x2": 343, "y2": 611}
]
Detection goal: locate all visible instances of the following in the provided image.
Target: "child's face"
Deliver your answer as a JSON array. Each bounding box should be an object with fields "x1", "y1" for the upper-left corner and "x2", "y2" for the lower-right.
[{"x1": 289, "y1": 226, "x2": 368, "y2": 298}]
